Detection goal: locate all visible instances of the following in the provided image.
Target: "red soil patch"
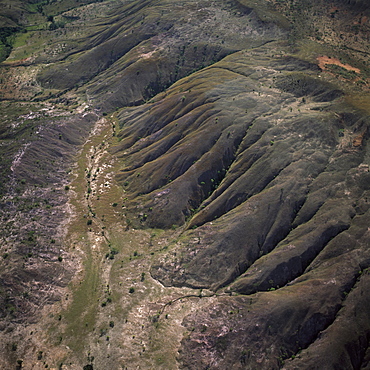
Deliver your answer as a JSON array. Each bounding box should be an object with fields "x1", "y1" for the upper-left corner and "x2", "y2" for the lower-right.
[
  {"x1": 353, "y1": 131, "x2": 366, "y2": 147},
  {"x1": 2, "y1": 57, "x2": 33, "y2": 67},
  {"x1": 317, "y1": 56, "x2": 361, "y2": 73}
]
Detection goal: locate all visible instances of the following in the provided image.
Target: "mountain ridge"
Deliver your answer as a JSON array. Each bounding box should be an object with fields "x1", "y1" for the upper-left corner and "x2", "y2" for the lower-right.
[{"x1": 1, "y1": 0, "x2": 370, "y2": 368}]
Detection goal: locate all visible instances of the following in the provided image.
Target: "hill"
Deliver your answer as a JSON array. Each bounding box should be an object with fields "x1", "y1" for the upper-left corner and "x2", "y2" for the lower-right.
[{"x1": 1, "y1": 0, "x2": 370, "y2": 368}]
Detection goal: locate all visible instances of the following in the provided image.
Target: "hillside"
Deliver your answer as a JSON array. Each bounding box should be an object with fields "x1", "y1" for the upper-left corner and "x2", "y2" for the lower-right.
[{"x1": 1, "y1": 0, "x2": 370, "y2": 369}]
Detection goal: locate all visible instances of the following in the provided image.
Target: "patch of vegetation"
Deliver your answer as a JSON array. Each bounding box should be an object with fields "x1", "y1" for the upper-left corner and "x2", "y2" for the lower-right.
[
  {"x1": 106, "y1": 247, "x2": 118, "y2": 260},
  {"x1": 0, "y1": 27, "x2": 20, "y2": 62},
  {"x1": 326, "y1": 64, "x2": 359, "y2": 80}
]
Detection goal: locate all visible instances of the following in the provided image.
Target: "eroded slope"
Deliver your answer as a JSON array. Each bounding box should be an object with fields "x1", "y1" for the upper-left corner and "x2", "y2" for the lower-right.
[
  {"x1": 111, "y1": 18, "x2": 370, "y2": 370},
  {"x1": 1, "y1": 0, "x2": 370, "y2": 369}
]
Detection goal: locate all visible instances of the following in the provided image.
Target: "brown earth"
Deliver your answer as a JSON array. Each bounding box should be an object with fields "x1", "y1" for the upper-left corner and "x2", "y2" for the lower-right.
[{"x1": 0, "y1": 0, "x2": 370, "y2": 369}]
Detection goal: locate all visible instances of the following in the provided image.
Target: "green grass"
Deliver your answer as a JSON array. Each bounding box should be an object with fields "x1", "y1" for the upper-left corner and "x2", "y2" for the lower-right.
[
  {"x1": 243, "y1": 0, "x2": 291, "y2": 29},
  {"x1": 326, "y1": 63, "x2": 359, "y2": 80},
  {"x1": 293, "y1": 39, "x2": 334, "y2": 63},
  {"x1": 2, "y1": 0, "x2": 112, "y2": 63},
  {"x1": 44, "y1": 114, "x2": 194, "y2": 367},
  {"x1": 0, "y1": 43, "x2": 11, "y2": 62},
  {"x1": 345, "y1": 93, "x2": 370, "y2": 114},
  {"x1": 61, "y1": 247, "x2": 101, "y2": 352},
  {"x1": 54, "y1": 123, "x2": 110, "y2": 353},
  {"x1": 25, "y1": 1, "x2": 49, "y2": 14},
  {"x1": 11, "y1": 31, "x2": 29, "y2": 49}
]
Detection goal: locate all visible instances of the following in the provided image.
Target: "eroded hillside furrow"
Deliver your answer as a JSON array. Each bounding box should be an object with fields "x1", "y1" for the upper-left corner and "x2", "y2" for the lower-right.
[
  {"x1": 34, "y1": 0, "x2": 288, "y2": 111},
  {"x1": 188, "y1": 154, "x2": 296, "y2": 230},
  {"x1": 147, "y1": 49, "x2": 353, "y2": 291},
  {"x1": 2, "y1": 0, "x2": 370, "y2": 368},
  {"x1": 229, "y1": 217, "x2": 352, "y2": 294},
  {"x1": 114, "y1": 94, "x2": 215, "y2": 154},
  {"x1": 179, "y1": 243, "x2": 368, "y2": 369},
  {"x1": 115, "y1": 103, "x2": 221, "y2": 171},
  {"x1": 178, "y1": 191, "x2": 370, "y2": 368},
  {"x1": 39, "y1": 32, "x2": 155, "y2": 90},
  {"x1": 284, "y1": 266, "x2": 370, "y2": 369},
  {"x1": 0, "y1": 103, "x2": 97, "y2": 326}
]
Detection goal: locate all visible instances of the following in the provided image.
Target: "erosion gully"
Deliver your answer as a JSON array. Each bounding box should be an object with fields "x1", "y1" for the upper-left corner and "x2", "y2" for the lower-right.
[{"x1": 35, "y1": 113, "x2": 215, "y2": 370}]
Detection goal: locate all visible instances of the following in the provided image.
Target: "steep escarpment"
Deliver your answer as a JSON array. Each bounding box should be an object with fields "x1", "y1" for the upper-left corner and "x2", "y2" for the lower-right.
[
  {"x1": 37, "y1": 0, "x2": 287, "y2": 110},
  {"x1": 0, "y1": 102, "x2": 97, "y2": 322},
  {"x1": 1, "y1": 0, "x2": 370, "y2": 369},
  {"x1": 109, "y1": 2, "x2": 370, "y2": 368},
  {"x1": 114, "y1": 46, "x2": 369, "y2": 297}
]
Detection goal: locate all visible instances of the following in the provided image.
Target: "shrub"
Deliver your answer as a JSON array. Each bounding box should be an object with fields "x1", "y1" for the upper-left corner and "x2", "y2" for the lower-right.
[{"x1": 107, "y1": 247, "x2": 118, "y2": 260}]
